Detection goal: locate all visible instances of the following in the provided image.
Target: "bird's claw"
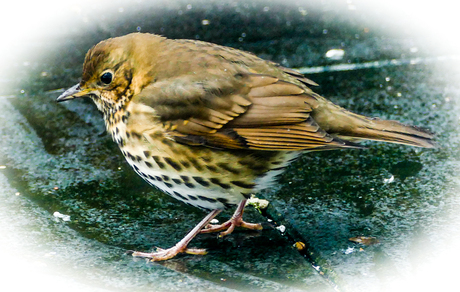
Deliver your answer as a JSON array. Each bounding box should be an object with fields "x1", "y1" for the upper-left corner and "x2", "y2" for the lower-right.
[
  {"x1": 201, "y1": 217, "x2": 262, "y2": 237},
  {"x1": 130, "y1": 245, "x2": 207, "y2": 261}
]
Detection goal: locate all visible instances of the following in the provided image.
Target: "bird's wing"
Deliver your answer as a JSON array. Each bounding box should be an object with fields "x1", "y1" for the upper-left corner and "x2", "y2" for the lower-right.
[{"x1": 134, "y1": 72, "x2": 355, "y2": 151}]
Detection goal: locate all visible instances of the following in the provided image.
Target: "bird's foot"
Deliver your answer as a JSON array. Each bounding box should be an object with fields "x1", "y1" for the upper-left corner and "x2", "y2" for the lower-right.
[
  {"x1": 130, "y1": 245, "x2": 207, "y2": 261},
  {"x1": 129, "y1": 209, "x2": 222, "y2": 261},
  {"x1": 200, "y1": 215, "x2": 262, "y2": 237}
]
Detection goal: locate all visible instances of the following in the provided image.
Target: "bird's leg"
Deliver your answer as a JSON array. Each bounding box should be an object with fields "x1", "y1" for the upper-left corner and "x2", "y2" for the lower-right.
[
  {"x1": 200, "y1": 199, "x2": 263, "y2": 237},
  {"x1": 131, "y1": 209, "x2": 222, "y2": 261}
]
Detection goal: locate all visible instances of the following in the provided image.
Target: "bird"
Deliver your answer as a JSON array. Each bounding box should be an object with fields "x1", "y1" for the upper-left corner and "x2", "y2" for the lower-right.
[{"x1": 56, "y1": 32, "x2": 435, "y2": 261}]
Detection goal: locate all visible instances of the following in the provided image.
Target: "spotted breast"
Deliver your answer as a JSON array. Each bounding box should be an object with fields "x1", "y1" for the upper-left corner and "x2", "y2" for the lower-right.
[{"x1": 108, "y1": 101, "x2": 298, "y2": 211}]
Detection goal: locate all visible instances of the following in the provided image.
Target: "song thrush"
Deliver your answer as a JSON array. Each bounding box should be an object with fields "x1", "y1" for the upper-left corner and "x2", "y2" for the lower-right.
[{"x1": 56, "y1": 33, "x2": 434, "y2": 261}]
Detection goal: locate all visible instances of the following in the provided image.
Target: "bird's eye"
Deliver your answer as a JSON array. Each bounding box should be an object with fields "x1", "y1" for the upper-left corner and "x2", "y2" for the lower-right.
[{"x1": 100, "y1": 72, "x2": 113, "y2": 84}]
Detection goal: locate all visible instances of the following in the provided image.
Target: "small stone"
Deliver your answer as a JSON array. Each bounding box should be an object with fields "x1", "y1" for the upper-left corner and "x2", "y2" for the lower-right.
[
  {"x1": 383, "y1": 175, "x2": 395, "y2": 183},
  {"x1": 53, "y1": 211, "x2": 71, "y2": 222},
  {"x1": 247, "y1": 195, "x2": 270, "y2": 209},
  {"x1": 349, "y1": 236, "x2": 380, "y2": 246},
  {"x1": 294, "y1": 241, "x2": 306, "y2": 251}
]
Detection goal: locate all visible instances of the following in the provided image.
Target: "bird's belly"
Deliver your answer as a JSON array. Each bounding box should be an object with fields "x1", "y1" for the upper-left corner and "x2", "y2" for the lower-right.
[
  {"x1": 117, "y1": 144, "x2": 248, "y2": 210},
  {"x1": 128, "y1": 160, "x2": 244, "y2": 210},
  {"x1": 116, "y1": 129, "x2": 296, "y2": 211}
]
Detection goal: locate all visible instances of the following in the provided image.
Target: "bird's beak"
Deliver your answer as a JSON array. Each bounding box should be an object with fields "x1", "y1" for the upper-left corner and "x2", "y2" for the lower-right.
[{"x1": 56, "y1": 83, "x2": 92, "y2": 102}]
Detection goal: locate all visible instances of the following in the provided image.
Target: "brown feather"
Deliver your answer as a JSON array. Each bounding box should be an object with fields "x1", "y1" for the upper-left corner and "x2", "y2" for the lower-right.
[
  {"x1": 249, "y1": 95, "x2": 315, "y2": 107},
  {"x1": 248, "y1": 81, "x2": 305, "y2": 97},
  {"x1": 276, "y1": 65, "x2": 319, "y2": 86},
  {"x1": 246, "y1": 74, "x2": 279, "y2": 87},
  {"x1": 114, "y1": 34, "x2": 434, "y2": 151}
]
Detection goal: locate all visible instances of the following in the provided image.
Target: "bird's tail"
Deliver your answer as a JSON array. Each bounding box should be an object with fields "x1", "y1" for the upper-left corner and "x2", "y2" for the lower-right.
[
  {"x1": 312, "y1": 101, "x2": 435, "y2": 148},
  {"x1": 334, "y1": 117, "x2": 435, "y2": 148}
]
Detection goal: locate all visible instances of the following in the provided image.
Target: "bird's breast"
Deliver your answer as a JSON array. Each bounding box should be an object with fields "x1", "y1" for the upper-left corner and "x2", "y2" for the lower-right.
[{"x1": 105, "y1": 107, "x2": 296, "y2": 211}]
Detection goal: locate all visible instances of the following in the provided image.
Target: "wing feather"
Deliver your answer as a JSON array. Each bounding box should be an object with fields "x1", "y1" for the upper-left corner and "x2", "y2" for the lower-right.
[{"x1": 133, "y1": 68, "x2": 348, "y2": 151}]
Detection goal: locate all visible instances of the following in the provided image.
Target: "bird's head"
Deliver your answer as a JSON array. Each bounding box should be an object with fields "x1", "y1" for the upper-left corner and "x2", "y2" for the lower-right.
[{"x1": 56, "y1": 33, "x2": 162, "y2": 114}]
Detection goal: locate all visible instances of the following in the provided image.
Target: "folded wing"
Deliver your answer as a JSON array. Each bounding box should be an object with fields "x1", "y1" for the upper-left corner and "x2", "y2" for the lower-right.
[{"x1": 134, "y1": 71, "x2": 358, "y2": 151}]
